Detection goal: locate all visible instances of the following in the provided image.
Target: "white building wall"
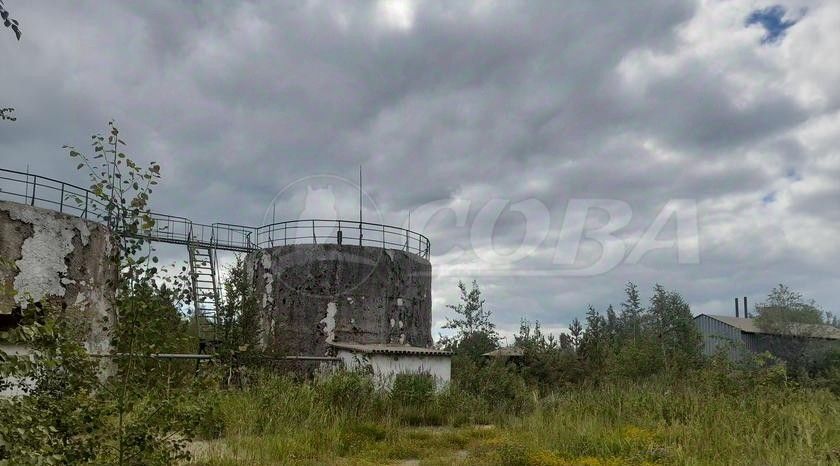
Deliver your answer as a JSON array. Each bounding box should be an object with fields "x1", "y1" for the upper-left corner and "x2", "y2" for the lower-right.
[{"x1": 336, "y1": 350, "x2": 451, "y2": 391}]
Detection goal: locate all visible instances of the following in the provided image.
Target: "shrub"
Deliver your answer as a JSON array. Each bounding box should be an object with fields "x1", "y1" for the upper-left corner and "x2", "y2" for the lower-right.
[
  {"x1": 436, "y1": 385, "x2": 493, "y2": 426},
  {"x1": 317, "y1": 370, "x2": 376, "y2": 413},
  {"x1": 454, "y1": 357, "x2": 532, "y2": 415},
  {"x1": 391, "y1": 372, "x2": 436, "y2": 405}
]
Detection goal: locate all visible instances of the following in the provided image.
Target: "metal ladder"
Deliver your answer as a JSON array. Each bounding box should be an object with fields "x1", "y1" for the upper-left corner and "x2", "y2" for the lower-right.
[{"x1": 188, "y1": 242, "x2": 220, "y2": 349}]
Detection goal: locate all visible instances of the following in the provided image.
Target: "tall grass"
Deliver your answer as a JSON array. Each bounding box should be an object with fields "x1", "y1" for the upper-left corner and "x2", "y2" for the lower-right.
[
  {"x1": 193, "y1": 370, "x2": 840, "y2": 466},
  {"x1": 192, "y1": 371, "x2": 502, "y2": 464},
  {"x1": 477, "y1": 379, "x2": 840, "y2": 465}
]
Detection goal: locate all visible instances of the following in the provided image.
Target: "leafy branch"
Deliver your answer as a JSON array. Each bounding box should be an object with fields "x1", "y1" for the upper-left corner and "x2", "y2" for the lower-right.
[
  {"x1": 0, "y1": 0, "x2": 22, "y2": 40},
  {"x1": 1, "y1": 1, "x2": 21, "y2": 123}
]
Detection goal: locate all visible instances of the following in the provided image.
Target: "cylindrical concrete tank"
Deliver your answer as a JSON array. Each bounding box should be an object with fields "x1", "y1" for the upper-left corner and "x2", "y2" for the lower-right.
[
  {"x1": 0, "y1": 200, "x2": 115, "y2": 354},
  {"x1": 247, "y1": 244, "x2": 432, "y2": 356}
]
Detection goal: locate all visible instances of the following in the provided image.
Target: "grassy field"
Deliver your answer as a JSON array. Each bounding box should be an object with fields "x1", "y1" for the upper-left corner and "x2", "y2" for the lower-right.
[{"x1": 189, "y1": 372, "x2": 840, "y2": 466}]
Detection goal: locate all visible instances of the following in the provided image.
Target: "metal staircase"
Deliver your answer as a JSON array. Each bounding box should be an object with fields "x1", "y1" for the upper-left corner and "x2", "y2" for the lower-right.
[{"x1": 188, "y1": 243, "x2": 221, "y2": 348}]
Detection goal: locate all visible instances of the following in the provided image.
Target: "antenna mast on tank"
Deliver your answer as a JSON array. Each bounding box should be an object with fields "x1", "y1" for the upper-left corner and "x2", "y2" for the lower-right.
[{"x1": 403, "y1": 210, "x2": 411, "y2": 251}]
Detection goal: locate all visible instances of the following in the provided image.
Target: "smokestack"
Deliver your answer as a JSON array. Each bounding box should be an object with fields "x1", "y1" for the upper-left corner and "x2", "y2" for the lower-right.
[
  {"x1": 743, "y1": 296, "x2": 748, "y2": 318},
  {"x1": 735, "y1": 297, "x2": 740, "y2": 318}
]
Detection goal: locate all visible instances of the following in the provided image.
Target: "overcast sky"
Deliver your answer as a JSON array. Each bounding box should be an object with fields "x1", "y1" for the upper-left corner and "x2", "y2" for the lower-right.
[{"x1": 1, "y1": 0, "x2": 838, "y2": 339}]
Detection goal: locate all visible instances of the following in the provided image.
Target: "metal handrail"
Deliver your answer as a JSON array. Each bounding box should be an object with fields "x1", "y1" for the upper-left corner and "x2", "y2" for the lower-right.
[
  {"x1": 211, "y1": 222, "x2": 256, "y2": 250},
  {"x1": 0, "y1": 168, "x2": 108, "y2": 221},
  {"x1": 0, "y1": 167, "x2": 431, "y2": 258},
  {"x1": 254, "y1": 219, "x2": 430, "y2": 257}
]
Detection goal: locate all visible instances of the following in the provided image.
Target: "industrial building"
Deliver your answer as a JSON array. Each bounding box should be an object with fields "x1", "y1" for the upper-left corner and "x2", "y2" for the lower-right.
[{"x1": 694, "y1": 313, "x2": 840, "y2": 362}]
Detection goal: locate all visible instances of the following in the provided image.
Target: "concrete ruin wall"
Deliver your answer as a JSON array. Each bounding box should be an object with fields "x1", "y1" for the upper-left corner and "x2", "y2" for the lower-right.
[
  {"x1": 247, "y1": 244, "x2": 433, "y2": 356},
  {"x1": 0, "y1": 200, "x2": 115, "y2": 354}
]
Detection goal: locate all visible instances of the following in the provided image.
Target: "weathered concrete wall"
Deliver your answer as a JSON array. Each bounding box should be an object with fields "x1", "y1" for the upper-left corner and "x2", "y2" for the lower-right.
[
  {"x1": 247, "y1": 244, "x2": 433, "y2": 356},
  {"x1": 0, "y1": 200, "x2": 115, "y2": 354}
]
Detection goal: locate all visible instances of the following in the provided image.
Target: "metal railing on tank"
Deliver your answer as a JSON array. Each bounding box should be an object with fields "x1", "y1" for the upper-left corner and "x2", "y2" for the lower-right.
[
  {"x1": 0, "y1": 168, "x2": 431, "y2": 258},
  {"x1": 254, "y1": 219, "x2": 430, "y2": 258},
  {"x1": 0, "y1": 168, "x2": 107, "y2": 221}
]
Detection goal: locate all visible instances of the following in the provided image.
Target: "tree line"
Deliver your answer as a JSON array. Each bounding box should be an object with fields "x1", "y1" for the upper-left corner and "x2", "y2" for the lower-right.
[{"x1": 440, "y1": 280, "x2": 840, "y2": 395}]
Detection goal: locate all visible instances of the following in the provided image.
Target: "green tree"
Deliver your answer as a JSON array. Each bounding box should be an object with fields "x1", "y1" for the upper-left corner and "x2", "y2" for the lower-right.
[
  {"x1": 0, "y1": 301, "x2": 107, "y2": 463},
  {"x1": 216, "y1": 255, "x2": 260, "y2": 386},
  {"x1": 440, "y1": 280, "x2": 499, "y2": 359},
  {"x1": 578, "y1": 306, "x2": 608, "y2": 377},
  {"x1": 68, "y1": 122, "x2": 202, "y2": 463},
  {"x1": 576, "y1": 284, "x2": 700, "y2": 379},
  {"x1": 619, "y1": 281, "x2": 643, "y2": 341},
  {"x1": 568, "y1": 317, "x2": 583, "y2": 350},
  {"x1": 606, "y1": 284, "x2": 658, "y2": 378},
  {"x1": 516, "y1": 319, "x2": 583, "y2": 391},
  {"x1": 218, "y1": 255, "x2": 259, "y2": 353},
  {"x1": 754, "y1": 284, "x2": 839, "y2": 378},
  {"x1": 115, "y1": 279, "x2": 197, "y2": 390},
  {"x1": 755, "y1": 284, "x2": 826, "y2": 334},
  {"x1": 604, "y1": 304, "x2": 620, "y2": 351},
  {"x1": 4, "y1": 122, "x2": 206, "y2": 464},
  {"x1": 648, "y1": 284, "x2": 702, "y2": 374}
]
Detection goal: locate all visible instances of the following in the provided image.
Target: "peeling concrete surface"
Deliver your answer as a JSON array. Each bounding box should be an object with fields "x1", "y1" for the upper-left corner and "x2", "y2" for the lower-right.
[
  {"x1": 0, "y1": 201, "x2": 115, "y2": 354},
  {"x1": 321, "y1": 302, "x2": 337, "y2": 343},
  {"x1": 9, "y1": 202, "x2": 88, "y2": 308},
  {"x1": 247, "y1": 244, "x2": 433, "y2": 356},
  {"x1": 0, "y1": 209, "x2": 32, "y2": 312}
]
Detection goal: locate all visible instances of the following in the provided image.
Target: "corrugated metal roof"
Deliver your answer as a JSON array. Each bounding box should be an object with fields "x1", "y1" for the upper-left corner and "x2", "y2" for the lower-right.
[
  {"x1": 482, "y1": 347, "x2": 525, "y2": 357},
  {"x1": 329, "y1": 342, "x2": 453, "y2": 356},
  {"x1": 697, "y1": 314, "x2": 840, "y2": 340},
  {"x1": 701, "y1": 315, "x2": 762, "y2": 333}
]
